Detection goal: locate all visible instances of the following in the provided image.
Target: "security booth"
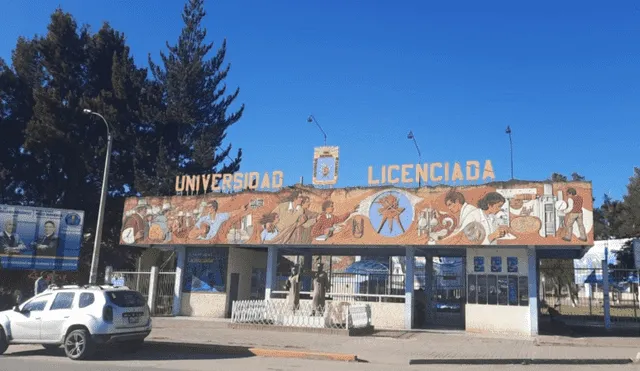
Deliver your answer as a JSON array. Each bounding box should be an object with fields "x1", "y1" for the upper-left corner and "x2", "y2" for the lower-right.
[{"x1": 117, "y1": 177, "x2": 594, "y2": 337}]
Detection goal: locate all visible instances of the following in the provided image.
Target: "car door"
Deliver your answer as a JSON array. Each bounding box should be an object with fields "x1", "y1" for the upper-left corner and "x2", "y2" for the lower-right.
[
  {"x1": 39, "y1": 292, "x2": 76, "y2": 341},
  {"x1": 9, "y1": 294, "x2": 52, "y2": 341}
]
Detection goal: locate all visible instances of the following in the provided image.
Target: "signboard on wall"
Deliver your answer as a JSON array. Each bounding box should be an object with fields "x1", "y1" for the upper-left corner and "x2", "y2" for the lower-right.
[
  {"x1": 120, "y1": 181, "x2": 594, "y2": 247},
  {"x1": 182, "y1": 247, "x2": 228, "y2": 292},
  {"x1": 312, "y1": 146, "x2": 339, "y2": 186},
  {"x1": 0, "y1": 204, "x2": 84, "y2": 271}
]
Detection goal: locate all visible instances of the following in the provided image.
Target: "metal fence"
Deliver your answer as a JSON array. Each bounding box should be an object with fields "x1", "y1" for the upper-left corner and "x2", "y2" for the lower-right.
[
  {"x1": 231, "y1": 299, "x2": 372, "y2": 329},
  {"x1": 540, "y1": 267, "x2": 640, "y2": 325},
  {"x1": 110, "y1": 268, "x2": 175, "y2": 317},
  {"x1": 273, "y1": 272, "x2": 405, "y2": 302}
]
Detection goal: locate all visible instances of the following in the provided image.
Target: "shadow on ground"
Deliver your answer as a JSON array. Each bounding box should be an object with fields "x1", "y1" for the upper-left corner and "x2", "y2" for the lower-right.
[
  {"x1": 539, "y1": 316, "x2": 640, "y2": 338},
  {"x1": 5, "y1": 342, "x2": 255, "y2": 361}
]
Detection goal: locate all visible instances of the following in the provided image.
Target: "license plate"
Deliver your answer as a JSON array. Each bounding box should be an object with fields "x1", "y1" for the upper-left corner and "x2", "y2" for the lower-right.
[{"x1": 128, "y1": 316, "x2": 140, "y2": 324}]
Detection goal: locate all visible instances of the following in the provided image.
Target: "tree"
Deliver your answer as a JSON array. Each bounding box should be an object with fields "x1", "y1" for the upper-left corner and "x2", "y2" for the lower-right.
[
  {"x1": 0, "y1": 10, "x2": 153, "y2": 276},
  {"x1": 144, "y1": 0, "x2": 244, "y2": 196}
]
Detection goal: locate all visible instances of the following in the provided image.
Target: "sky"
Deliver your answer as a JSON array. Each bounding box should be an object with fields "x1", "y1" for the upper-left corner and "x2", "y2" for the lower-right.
[{"x1": 1, "y1": 0, "x2": 639, "y2": 205}]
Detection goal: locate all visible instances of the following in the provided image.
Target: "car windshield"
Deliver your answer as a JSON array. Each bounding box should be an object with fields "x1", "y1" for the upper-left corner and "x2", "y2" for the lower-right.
[{"x1": 107, "y1": 290, "x2": 146, "y2": 308}]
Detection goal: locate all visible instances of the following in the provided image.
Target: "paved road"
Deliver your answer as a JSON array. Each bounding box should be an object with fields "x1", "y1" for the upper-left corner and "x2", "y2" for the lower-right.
[{"x1": 2, "y1": 345, "x2": 638, "y2": 371}]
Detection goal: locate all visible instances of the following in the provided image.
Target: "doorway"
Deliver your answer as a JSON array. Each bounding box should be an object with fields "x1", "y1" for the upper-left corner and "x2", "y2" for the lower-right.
[{"x1": 420, "y1": 256, "x2": 466, "y2": 329}]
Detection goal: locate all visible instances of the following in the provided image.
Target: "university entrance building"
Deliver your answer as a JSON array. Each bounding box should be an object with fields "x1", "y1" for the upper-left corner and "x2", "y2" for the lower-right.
[{"x1": 119, "y1": 180, "x2": 594, "y2": 336}]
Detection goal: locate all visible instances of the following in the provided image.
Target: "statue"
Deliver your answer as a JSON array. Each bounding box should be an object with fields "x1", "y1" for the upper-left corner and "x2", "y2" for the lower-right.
[
  {"x1": 284, "y1": 265, "x2": 301, "y2": 312},
  {"x1": 311, "y1": 262, "x2": 330, "y2": 316}
]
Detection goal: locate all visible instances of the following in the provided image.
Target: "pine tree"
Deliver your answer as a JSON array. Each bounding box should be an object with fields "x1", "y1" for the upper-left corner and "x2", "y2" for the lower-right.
[{"x1": 146, "y1": 0, "x2": 244, "y2": 195}]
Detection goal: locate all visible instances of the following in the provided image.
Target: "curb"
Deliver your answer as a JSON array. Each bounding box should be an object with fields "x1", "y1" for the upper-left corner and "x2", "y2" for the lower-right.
[
  {"x1": 409, "y1": 358, "x2": 634, "y2": 365},
  {"x1": 145, "y1": 341, "x2": 358, "y2": 362}
]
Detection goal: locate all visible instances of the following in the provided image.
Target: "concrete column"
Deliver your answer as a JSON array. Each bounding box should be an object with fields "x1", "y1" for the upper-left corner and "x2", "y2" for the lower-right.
[
  {"x1": 172, "y1": 246, "x2": 186, "y2": 316},
  {"x1": 526, "y1": 246, "x2": 538, "y2": 336},
  {"x1": 405, "y1": 247, "x2": 416, "y2": 330},
  {"x1": 424, "y1": 255, "x2": 435, "y2": 323},
  {"x1": 602, "y1": 259, "x2": 612, "y2": 329},
  {"x1": 148, "y1": 266, "x2": 159, "y2": 316},
  {"x1": 265, "y1": 246, "x2": 278, "y2": 300}
]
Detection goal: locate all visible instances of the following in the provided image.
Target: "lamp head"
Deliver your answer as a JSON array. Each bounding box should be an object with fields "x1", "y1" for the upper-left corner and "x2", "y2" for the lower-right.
[
  {"x1": 307, "y1": 115, "x2": 313, "y2": 123},
  {"x1": 407, "y1": 131, "x2": 414, "y2": 139},
  {"x1": 83, "y1": 109, "x2": 92, "y2": 114},
  {"x1": 505, "y1": 126, "x2": 511, "y2": 134}
]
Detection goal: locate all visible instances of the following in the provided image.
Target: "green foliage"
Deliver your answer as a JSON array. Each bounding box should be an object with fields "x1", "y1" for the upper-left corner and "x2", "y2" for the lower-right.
[{"x1": 0, "y1": 0, "x2": 242, "y2": 278}]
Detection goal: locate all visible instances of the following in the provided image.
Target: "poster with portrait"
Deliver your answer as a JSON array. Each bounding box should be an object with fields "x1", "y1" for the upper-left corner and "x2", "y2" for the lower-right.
[
  {"x1": 473, "y1": 256, "x2": 485, "y2": 272},
  {"x1": 0, "y1": 204, "x2": 84, "y2": 271},
  {"x1": 491, "y1": 257, "x2": 502, "y2": 273},
  {"x1": 507, "y1": 257, "x2": 518, "y2": 273}
]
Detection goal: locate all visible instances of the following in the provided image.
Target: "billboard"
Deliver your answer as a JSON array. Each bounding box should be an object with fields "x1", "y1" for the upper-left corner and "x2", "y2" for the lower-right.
[
  {"x1": 0, "y1": 205, "x2": 84, "y2": 271},
  {"x1": 120, "y1": 181, "x2": 593, "y2": 247}
]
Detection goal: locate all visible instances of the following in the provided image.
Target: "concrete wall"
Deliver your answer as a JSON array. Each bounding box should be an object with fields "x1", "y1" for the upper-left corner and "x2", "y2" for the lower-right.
[
  {"x1": 180, "y1": 292, "x2": 226, "y2": 317},
  {"x1": 368, "y1": 301, "x2": 404, "y2": 329},
  {"x1": 465, "y1": 247, "x2": 531, "y2": 336}
]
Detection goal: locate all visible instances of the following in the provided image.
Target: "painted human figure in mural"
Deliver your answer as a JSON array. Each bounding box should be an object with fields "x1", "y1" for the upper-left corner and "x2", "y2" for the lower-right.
[
  {"x1": 272, "y1": 191, "x2": 305, "y2": 232},
  {"x1": 194, "y1": 200, "x2": 230, "y2": 241},
  {"x1": 311, "y1": 200, "x2": 357, "y2": 240},
  {"x1": 271, "y1": 196, "x2": 318, "y2": 244},
  {"x1": 260, "y1": 213, "x2": 280, "y2": 242},
  {"x1": 440, "y1": 191, "x2": 484, "y2": 244},
  {"x1": 121, "y1": 204, "x2": 148, "y2": 244},
  {"x1": 476, "y1": 192, "x2": 511, "y2": 245},
  {"x1": 284, "y1": 265, "x2": 301, "y2": 311},
  {"x1": 562, "y1": 188, "x2": 588, "y2": 242}
]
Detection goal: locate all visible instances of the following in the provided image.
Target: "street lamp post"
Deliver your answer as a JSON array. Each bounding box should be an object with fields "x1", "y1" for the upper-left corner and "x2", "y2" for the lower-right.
[
  {"x1": 307, "y1": 115, "x2": 327, "y2": 146},
  {"x1": 407, "y1": 130, "x2": 423, "y2": 187},
  {"x1": 505, "y1": 126, "x2": 514, "y2": 179},
  {"x1": 83, "y1": 109, "x2": 113, "y2": 285}
]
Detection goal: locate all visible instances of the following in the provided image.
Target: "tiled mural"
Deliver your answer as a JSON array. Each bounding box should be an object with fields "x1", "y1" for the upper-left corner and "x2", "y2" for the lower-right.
[{"x1": 120, "y1": 181, "x2": 593, "y2": 247}]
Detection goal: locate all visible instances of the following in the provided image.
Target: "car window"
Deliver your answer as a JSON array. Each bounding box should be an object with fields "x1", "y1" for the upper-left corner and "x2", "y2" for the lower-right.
[
  {"x1": 79, "y1": 293, "x2": 95, "y2": 308},
  {"x1": 23, "y1": 295, "x2": 51, "y2": 312},
  {"x1": 50, "y1": 292, "x2": 75, "y2": 310},
  {"x1": 107, "y1": 291, "x2": 146, "y2": 307}
]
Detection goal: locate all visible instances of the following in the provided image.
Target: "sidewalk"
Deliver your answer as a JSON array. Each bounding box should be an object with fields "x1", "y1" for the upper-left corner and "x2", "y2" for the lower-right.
[{"x1": 148, "y1": 318, "x2": 640, "y2": 365}]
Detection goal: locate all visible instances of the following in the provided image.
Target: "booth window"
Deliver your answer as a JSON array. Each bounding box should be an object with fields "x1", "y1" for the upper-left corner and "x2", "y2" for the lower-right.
[
  {"x1": 468, "y1": 274, "x2": 528, "y2": 307},
  {"x1": 183, "y1": 247, "x2": 229, "y2": 293}
]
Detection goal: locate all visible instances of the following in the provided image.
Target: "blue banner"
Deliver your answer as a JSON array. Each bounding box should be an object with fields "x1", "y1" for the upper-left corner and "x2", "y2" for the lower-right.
[
  {"x1": 0, "y1": 204, "x2": 84, "y2": 271},
  {"x1": 183, "y1": 247, "x2": 228, "y2": 292}
]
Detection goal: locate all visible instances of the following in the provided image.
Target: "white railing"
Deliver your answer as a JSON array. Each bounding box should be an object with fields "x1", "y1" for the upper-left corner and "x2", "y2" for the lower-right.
[{"x1": 231, "y1": 299, "x2": 372, "y2": 330}]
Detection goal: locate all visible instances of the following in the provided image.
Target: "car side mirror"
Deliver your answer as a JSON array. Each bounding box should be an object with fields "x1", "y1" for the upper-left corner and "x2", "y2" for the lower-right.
[{"x1": 12, "y1": 305, "x2": 20, "y2": 312}]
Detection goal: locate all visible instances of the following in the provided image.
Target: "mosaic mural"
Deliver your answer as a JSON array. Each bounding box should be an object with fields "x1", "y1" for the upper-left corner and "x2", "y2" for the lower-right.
[{"x1": 119, "y1": 181, "x2": 594, "y2": 247}]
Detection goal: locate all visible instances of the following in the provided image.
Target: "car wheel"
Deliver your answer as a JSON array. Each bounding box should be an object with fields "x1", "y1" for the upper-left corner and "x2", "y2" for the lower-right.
[
  {"x1": 0, "y1": 328, "x2": 8, "y2": 355},
  {"x1": 118, "y1": 339, "x2": 144, "y2": 353},
  {"x1": 64, "y1": 329, "x2": 95, "y2": 360}
]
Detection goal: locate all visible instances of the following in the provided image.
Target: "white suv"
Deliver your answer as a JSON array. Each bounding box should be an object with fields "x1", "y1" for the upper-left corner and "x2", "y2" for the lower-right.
[{"x1": 0, "y1": 285, "x2": 152, "y2": 360}]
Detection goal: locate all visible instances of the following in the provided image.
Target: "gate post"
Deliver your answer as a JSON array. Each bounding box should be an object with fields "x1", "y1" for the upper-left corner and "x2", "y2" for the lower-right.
[
  {"x1": 265, "y1": 246, "x2": 278, "y2": 300},
  {"x1": 602, "y1": 259, "x2": 611, "y2": 329},
  {"x1": 173, "y1": 246, "x2": 186, "y2": 316},
  {"x1": 148, "y1": 266, "x2": 159, "y2": 315},
  {"x1": 405, "y1": 247, "x2": 415, "y2": 330},
  {"x1": 104, "y1": 266, "x2": 113, "y2": 285}
]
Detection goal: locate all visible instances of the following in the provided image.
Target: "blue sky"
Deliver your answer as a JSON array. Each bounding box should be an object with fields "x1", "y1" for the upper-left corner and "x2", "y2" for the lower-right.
[{"x1": 2, "y1": 0, "x2": 639, "y2": 205}]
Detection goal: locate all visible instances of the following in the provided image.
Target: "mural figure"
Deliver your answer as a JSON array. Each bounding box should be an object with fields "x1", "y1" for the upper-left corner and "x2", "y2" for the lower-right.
[
  {"x1": 476, "y1": 192, "x2": 511, "y2": 245},
  {"x1": 311, "y1": 262, "x2": 330, "y2": 316},
  {"x1": 441, "y1": 191, "x2": 485, "y2": 244},
  {"x1": 312, "y1": 200, "x2": 357, "y2": 241},
  {"x1": 271, "y1": 196, "x2": 318, "y2": 244},
  {"x1": 284, "y1": 265, "x2": 301, "y2": 311},
  {"x1": 192, "y1": 200, "x2": 246, "y2": 241},
  {"x1": 121, "y1": 203, "x2": 148, "y2": 244},
  {"x1": 260, "y1": 213, "x2": 280, "y2": 242},
  {"x1": 272, "y1": 191, "x2": 305, "y2": 233},
  {"x1": 562, "y1": 187, "x2": 588, "y2": 242}
]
